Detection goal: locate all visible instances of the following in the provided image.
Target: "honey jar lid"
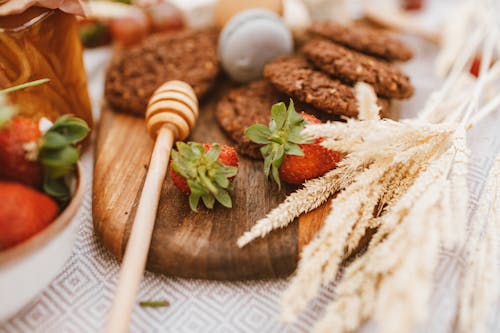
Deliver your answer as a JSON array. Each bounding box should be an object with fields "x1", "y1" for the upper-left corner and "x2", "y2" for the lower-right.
[{"x1": 0, "y1": 0, "x2": 86, "y2": 16}]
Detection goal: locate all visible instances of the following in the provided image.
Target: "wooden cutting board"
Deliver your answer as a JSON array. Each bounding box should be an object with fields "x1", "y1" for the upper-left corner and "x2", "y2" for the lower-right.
[{"x1": 93, "y1": 81, "x2": 330, "y2": 280}]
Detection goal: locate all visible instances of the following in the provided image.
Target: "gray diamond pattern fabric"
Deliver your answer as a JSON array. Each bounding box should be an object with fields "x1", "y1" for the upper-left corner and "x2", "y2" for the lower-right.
[{"x1": 2, "y1": 11, "x2": 500, "y2": 332}]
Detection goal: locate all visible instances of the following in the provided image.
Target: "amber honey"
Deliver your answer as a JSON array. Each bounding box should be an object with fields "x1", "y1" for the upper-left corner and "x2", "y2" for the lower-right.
[{"x1": 0, "y1": 7, "x2": 92, "y2": 127}]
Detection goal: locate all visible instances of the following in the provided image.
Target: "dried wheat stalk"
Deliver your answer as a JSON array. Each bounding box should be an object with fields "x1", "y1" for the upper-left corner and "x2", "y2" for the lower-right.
[{"x1": 237, "y1": 2, "x2": 500, "y2": 332}]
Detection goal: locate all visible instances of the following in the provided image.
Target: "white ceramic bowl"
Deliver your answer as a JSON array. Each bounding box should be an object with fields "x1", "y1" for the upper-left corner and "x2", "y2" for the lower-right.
[{"x1": 0, "y1": 164, "x2": 84, "y2": 322}]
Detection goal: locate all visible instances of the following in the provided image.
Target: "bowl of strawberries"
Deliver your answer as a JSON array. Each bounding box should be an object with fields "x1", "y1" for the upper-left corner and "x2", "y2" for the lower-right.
[{"x1": 0, "y1": 80, "x2": 89, "y2": 321}]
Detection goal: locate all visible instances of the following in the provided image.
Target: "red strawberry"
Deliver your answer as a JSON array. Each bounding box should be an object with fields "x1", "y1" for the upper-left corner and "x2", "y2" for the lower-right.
[
  {"x1": 470, "y1": 55, "x2": 496, "y2": 78},
  {"x1": 145, "y1": 2, "x2": 184, "y2": 33},
  {"x1": 0, "y1": 112, "x2": 89, "y2": 202},
  {"x1": 470, "y1": 55, "x2": 482, "y2": 77},
  {"x1": 279, "y1": 142, "x2": 343, "y2": 184},
  {"x1": 0, "y1": 116, "x2": 43, "y2": 187},
  {"x1": 108, "y1": 9, "x2": 151, "y2": 46},
  {"x1": 170, "y1": 166, "x2": 190, "y2": 195},
  {"x1": 0, "y1": 181, "x2": 58, "y2": 250},
  {"x1": 401, "y1": 0, "x2": 424, "y2": 11},
  {"x1": 245, "y1": 100, "x2": 342, "y2": 186},
  {"x1": 169, "y1": 142, "x2": 239, "y2": 211},
  {"x1": 0, "y1": 80, "x2": 89, "y2": 203}
]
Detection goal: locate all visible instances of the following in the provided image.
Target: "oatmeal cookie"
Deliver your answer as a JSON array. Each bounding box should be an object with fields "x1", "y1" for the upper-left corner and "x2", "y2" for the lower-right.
[
  {"x1": 264, "y1": 56, "x2": 390, "y2": 117},
  {"x1": 302, "y1": 39, "x2": 414, "y2": 99},
  {"x1": 308, "y1": 21, "x2": 413, "y2": 62},
  {"x1": 105, "y1": 29, "x2": 220, "y2": 116}
]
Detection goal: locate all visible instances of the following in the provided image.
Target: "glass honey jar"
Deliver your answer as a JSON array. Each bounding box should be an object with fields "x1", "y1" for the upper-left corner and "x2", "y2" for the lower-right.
[{"x1": 0, "y1": 6, "x2": 93, "y2": 128}]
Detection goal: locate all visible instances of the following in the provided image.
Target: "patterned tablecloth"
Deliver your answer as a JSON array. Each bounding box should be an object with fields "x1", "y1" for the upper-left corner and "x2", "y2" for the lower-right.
[{"x1": 1, "y1": 2, "x2": 500, "y2": 332}]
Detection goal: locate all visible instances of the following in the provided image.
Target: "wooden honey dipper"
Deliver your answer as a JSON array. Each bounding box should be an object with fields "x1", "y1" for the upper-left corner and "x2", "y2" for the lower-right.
[{"x1": 105, "y1": 80, "x2": 198, "y2": 333}]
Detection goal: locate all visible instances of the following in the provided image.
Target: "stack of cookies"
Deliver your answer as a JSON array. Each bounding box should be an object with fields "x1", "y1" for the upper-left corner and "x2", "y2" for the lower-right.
[{"x1": 216, "y1": 21, "x2": 415, "y2": 159}]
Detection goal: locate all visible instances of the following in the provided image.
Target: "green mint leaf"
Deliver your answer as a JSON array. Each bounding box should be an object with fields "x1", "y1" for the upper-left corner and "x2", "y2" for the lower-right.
[
  {"x1": 40, "y1": 145, "x2": 79, "y2": 166},
  {"x1": 42, "y1": 131, "x2": 68, "y2": 149},
  {"x1": 38, "y1": 115, "x2": 89, "y2": 204},
  {"x1": 52, "y1": 115, "x2": 87, "y2": 127},
  {"x1": 44, "y1": 164, "x2": 74, "y2": 179},
  {"x1": 43, "y1": 176, "x2": 71, "y2": 202},
  {"x1": 40, "y1": 145, "x2": 79, "y2": 168},
  {"x1": 49, "y1": 117, "x2": 89, "y2": 143},
  {"x1": 245, "y1": 124, "x2": 271, "y2": 144}
]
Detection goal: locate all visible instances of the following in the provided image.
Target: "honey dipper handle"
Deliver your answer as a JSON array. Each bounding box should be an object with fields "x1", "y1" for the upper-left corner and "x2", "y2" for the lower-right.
[{"x1": 105, "y1": 127, "x2": 175, "y2": 333}]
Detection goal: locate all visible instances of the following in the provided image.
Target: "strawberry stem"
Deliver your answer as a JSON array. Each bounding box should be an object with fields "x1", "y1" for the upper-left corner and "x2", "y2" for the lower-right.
[
  {"x1": 0, "y1": 79, "x2": 50, "y2": 94},
  {"x1": 171, "y1": 142, "x2": 238, "y2": 211},
  {"x1": 198, "y1": 166, "x2": 218, "y2": 194}
]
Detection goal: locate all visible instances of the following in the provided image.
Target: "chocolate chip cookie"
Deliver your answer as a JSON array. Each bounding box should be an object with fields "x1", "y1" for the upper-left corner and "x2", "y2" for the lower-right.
[
  {"x1": 302, "y1": 39, "x2": 414, "y2": 99},
  {"x1": 105, "y1": 29, "x2": 220, "y2": 116},
  {"x1": 264, "y1": 56, "x2": 390, "y2": 117},
  {"x1": 308, "y1": 21, "x2": 413, "y2": 62}
]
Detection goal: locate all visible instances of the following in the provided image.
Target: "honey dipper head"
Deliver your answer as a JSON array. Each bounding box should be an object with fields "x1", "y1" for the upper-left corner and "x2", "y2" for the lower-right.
[{"x1": 146, "y1": 80, "x2": 199, "y2": 140}]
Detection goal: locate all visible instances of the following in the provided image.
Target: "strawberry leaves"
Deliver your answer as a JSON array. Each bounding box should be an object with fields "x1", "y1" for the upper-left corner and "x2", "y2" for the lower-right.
[
  {"x1": 171, "y1": 142, "x2": 237, "y2": 211},
  {"x1": 245, "y1": 99, "x2": 311, "y2": 188},
  {"x1": 39, "y1": 115, "x2": 89, "y2": 203},
  {"x1": 244, "y1": 124, "x2": 271, "y2": 144}
]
